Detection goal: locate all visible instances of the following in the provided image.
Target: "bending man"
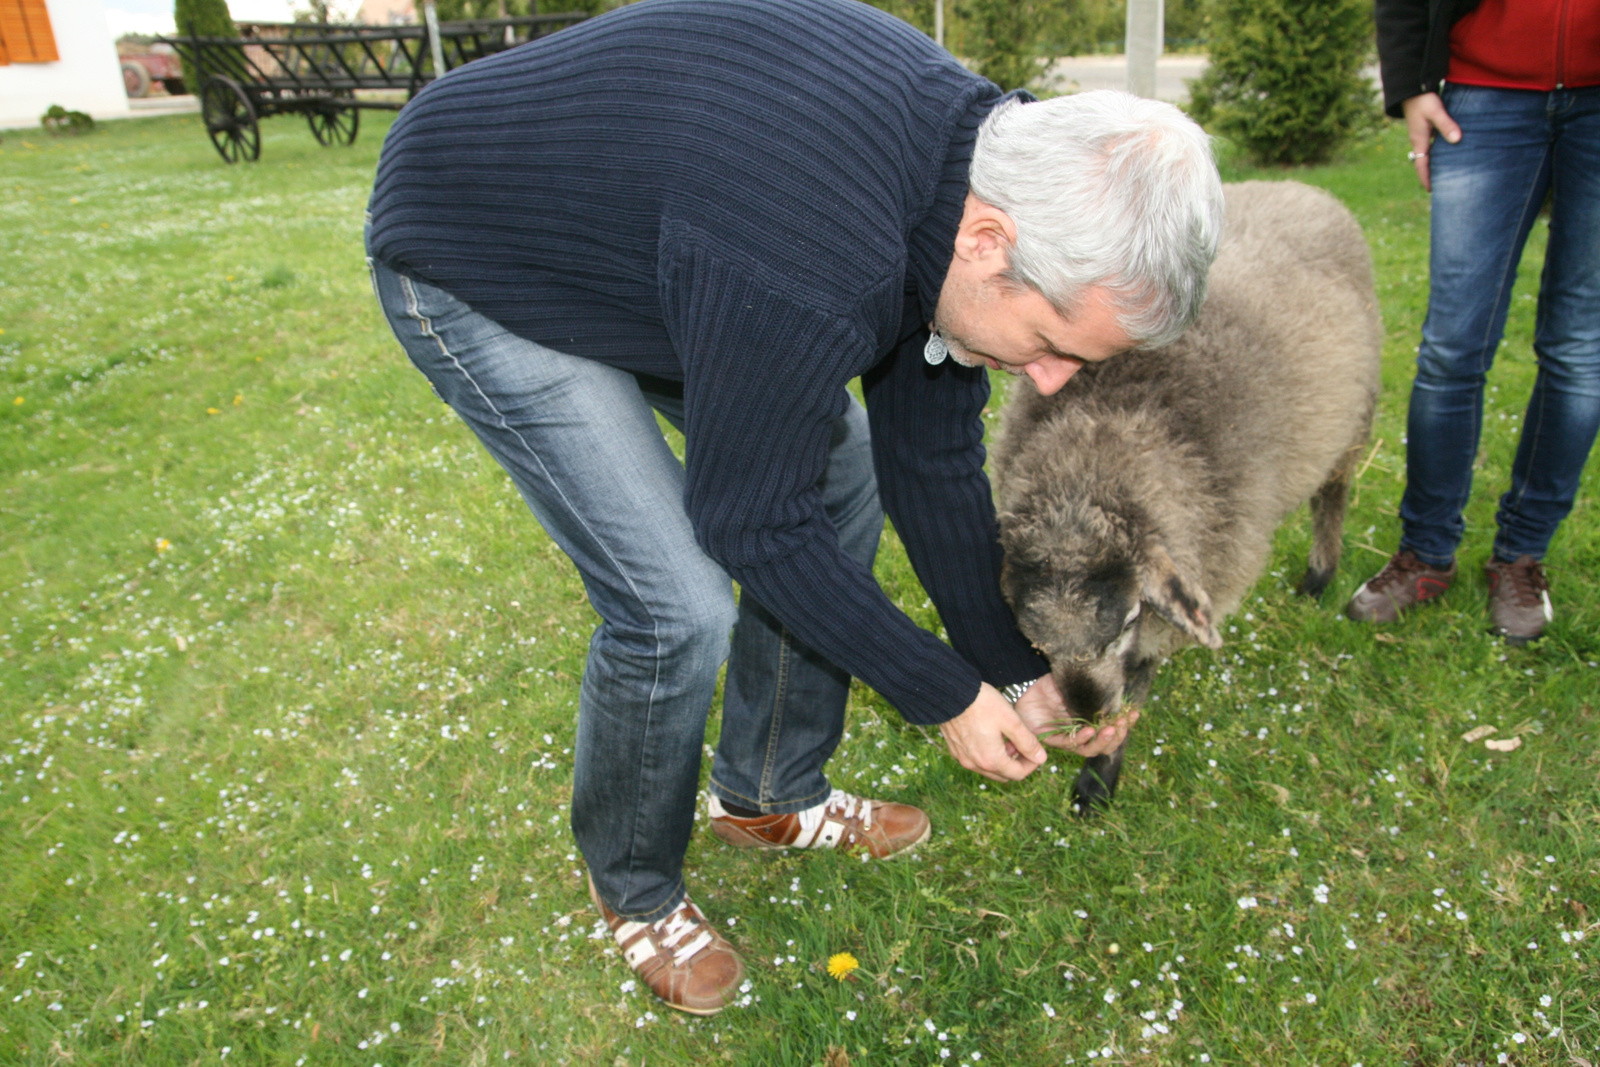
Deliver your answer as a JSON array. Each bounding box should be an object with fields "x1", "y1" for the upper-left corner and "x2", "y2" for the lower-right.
[{"x1": 366, "y1": 0, "x2": 1222, "y2": 1016}]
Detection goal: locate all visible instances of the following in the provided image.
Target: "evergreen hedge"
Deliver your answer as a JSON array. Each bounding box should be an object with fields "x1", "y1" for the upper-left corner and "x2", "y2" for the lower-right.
[
  {"x1": 174, "y1": 0, "x2": 236, "y2": 94},
  {"x1": 1186, "y1": 0, "x2": 1379, "y2": 166}
]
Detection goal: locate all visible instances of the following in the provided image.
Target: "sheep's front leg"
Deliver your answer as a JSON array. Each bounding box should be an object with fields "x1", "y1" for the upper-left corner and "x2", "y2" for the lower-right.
[
  {"x1": 1073, "y1": 744, "x2": 1125, "y2": 815},
  {"x1": 1070, "y1": 658, "x2": 1153, "y2": 816}
]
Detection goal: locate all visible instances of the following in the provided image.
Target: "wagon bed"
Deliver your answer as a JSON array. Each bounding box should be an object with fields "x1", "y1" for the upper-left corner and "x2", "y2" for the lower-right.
[{"x1": 160, "y1": 13, "x2": 586, "y2": 163}]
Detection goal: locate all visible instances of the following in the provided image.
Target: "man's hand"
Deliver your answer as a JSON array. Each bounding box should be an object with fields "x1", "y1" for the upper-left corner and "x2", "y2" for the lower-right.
[
  {"x1": 1401, "y1": 92, "x2": 1461, "y2": 193},
  {"x1": 1012, "y1": 673, "x2": 1140, "y2": 758},
  {"x1": 939, "y1": 683, "x2": 1047, "y2": 783}
]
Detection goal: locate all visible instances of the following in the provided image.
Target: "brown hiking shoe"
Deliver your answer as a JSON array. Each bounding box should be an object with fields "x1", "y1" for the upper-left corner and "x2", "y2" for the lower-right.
[
  {"x1": 1345, "y1": 549, "x2": 1457, "y2": 623},
  {"x1": 1484, "y1": 556, "x2": 1553, "y2": 645},
  {"x1": 587, "y1": 876, "x2": 745, "y2": 1016},
  {"x1": 709, "y1": 789, "x2": 930, "y2": 859}
]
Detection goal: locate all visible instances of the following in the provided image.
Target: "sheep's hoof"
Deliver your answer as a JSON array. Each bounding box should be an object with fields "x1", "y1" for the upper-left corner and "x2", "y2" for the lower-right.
[
  {"x1": 1072, "y1": 766, "x2": 1117, "y2": 818},
  {"x1": 1297, "y1": 565, "x2": 1335, "y2": 599}
]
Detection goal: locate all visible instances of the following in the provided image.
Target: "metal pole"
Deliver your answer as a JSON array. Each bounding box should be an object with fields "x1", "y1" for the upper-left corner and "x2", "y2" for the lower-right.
[
  {"x1": 934, "y1": 0, "x2": 943, "y2": 49},
  {"x1": 1124, "y1": 0, "x2": 1163, "y2": 99},
  {"x1": 423, "y1": 0, "x2": 447, "y2": 79}
]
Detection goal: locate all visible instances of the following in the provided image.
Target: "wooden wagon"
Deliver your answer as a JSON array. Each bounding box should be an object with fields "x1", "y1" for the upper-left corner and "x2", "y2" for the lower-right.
[{"x1": 160, "y1": 13, "x2": 586, "y2": 163}]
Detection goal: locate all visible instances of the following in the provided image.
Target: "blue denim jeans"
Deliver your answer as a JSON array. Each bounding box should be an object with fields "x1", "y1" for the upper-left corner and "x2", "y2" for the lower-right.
[
  {"x1": 368, "y1": 260, "x2": 883, "y2": 922},
  {"x1": 1400, "y1": 83, "x2": 1600, "y2": 567}
]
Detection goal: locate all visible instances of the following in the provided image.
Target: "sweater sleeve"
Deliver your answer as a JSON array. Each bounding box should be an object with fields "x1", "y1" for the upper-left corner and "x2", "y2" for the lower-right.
[
  {"x1": 861, "y1": 329, "x2": 1050, "y2": 688},
  {"x1": 661, "y1": 239, "x2": 984, "y2": 725},
  {"x1": 1375, "y1": 0, "x2": 1437, "y2": 116}
]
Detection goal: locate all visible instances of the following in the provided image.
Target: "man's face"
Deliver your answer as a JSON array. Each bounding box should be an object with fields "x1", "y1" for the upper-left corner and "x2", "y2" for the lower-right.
[
  {"x1": 933, "y1": 280, "x2": 1130, "y2": 396},
  {"x1": 934, "y1": 193, "x2": 1133, "y2": 396}
]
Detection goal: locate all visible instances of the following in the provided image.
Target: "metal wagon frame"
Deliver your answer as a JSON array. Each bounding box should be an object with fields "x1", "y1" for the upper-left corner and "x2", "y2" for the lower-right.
[{"x1": 160, "y1": 13, "x2": 586, "y2": 163}]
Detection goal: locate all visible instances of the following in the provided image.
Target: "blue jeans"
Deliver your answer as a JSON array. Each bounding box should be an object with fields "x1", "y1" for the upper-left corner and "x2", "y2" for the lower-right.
[
  {"x1": 368, "y1": 260, "x2": 883, "y2": 922},
  {"x1": 1400, "y1": 84, "x2": 1600, "y2": 567}
]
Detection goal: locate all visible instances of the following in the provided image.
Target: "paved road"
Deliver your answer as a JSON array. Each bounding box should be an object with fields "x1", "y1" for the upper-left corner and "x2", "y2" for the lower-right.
[
  {"x1": 1043, "y1": 54, "x2": 1208, "y2": 102},
  {"x1": 1042, "y1": 54, "x2": 1382, "y2": 105}
]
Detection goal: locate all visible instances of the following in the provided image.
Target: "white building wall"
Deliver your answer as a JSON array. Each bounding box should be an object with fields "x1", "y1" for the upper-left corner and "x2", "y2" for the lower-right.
[{"x1": 0, "y1": 0, "x2": 130, "y2": 128}]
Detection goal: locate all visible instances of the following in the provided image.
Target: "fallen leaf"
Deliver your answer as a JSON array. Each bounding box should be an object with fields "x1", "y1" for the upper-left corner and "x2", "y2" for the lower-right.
[
  {"x1": 1484, "y1": 737, "x2": 1522, "y2": 753},
  {"x1": 1461, "y1": 725, "x2": 1496, "y2": 743}
]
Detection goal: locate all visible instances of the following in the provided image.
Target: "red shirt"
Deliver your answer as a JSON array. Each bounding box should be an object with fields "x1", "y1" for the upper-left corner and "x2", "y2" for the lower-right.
[{"x1": 1448, "y1": 0, "x2": 1600, "y2": 90}]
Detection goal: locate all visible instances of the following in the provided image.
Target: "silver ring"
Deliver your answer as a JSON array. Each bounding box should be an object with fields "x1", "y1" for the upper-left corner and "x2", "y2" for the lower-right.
[{"x1": 1407, "y1": 150, "x2": 1428, "y2": 161}]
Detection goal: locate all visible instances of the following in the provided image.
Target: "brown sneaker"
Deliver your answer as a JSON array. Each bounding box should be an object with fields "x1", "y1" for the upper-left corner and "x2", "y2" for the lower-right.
[
  {"x1": 587, "y1": 876, "x2": 745, "y2": 1016},
  {"x1": 1345, "y1": 549, "x2": 1457, "y2": 623},
  {"x1": 709, "y1": 789, "x2": 930, "y2": 859},
  {"x1": 1484, "y1": 556, "x2": 1553, "y2": 645}
]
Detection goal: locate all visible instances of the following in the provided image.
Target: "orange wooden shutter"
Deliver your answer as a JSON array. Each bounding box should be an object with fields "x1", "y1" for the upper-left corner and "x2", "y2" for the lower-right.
[{"x1": 0, "y1": 0, "x2": 59, "y2": 63}]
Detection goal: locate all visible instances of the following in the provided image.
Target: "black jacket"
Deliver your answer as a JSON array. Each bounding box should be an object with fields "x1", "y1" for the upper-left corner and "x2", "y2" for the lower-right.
[{"x1": 1374, "y1": 0, "x2": 1485, "y2": 116}]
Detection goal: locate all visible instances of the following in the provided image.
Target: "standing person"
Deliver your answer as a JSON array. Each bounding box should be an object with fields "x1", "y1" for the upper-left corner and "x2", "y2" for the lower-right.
[
  {"x1": 366, "y1": 0, "x2": 1222, "y2": 1015},
  {"x1": 1350, "y1": 0, "x2": 1600, "y2": 641}
]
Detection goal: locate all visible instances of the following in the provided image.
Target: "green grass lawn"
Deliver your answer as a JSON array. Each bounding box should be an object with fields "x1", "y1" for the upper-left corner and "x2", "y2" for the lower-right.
[{"x1": 0, "y1": 109, "x2": 1595, "y2": 1067}]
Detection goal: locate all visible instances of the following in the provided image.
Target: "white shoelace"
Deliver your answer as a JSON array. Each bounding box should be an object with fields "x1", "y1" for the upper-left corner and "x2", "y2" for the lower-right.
[
  {"x1": 795, "y1": 788, "x2": 873, "y2": 843},
  {"x1": 652, "y1": 904, "x2": 713, "y2": 966}
]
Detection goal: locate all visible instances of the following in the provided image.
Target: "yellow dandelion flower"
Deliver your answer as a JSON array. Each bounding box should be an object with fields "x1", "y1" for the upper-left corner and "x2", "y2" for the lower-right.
[
  {"x1": 155, "y1": 538, "x2": 171, "y2": 554},
  {"x1": 233, "y1": 394, "x2": 243, "y2": 406},
  {"x1": 826, "y1": 952, "x2": 859, "y2": 981},
  {"x1": 12, "y1": 396, "x2": 22, "y2": 406},
  {"x1": 207, "y1": 407, "x2": 221, "y2": 415}
]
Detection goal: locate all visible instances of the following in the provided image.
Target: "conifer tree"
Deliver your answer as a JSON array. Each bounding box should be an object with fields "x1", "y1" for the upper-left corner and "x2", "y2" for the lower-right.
[
  {"x1": 1186, "y1": 0, "x2": 1378, "y2": 165},
  {"x1": 174, "y1": 0, "x2": 236, "y2": 94}
]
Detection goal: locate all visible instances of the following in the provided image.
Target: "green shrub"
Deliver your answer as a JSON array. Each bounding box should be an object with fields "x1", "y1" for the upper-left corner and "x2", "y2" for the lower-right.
[
  {"x1": 174, "y1": 0, "x2": 236, "y2": 93},
  {"x1": 1186, "y1": 0, "x2": 1378, "y2": 166},
  {"x1": 959, "y1": 0, "x2": 1044, "y2": 91},
  {"x1": 40, "y1": 105, "x2": 95, "y2": 135}
]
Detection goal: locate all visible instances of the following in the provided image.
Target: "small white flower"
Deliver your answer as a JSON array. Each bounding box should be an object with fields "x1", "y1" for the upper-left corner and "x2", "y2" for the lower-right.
[
  {"x1": 1511, "y1": 1032, "x2": 1527, "y2": 1045},
  {"x1": 845, "y1": 1010, "x2": 856, "y2": 1021},
  {"x1": 1305, "y1": 993, "x2": 1317, "y2": 1004},
  {"x1": 1237, "y1": 896, "x2": 1259, "y2": 910},
  {"x1": 1103, "y1": 989, "x2": 1116, "y2": 1004},
  {"x1": 358, "y1": 988, "x2": 368, "y2": 999},
  {"x1": 1043, "y1": 1003, "x2": 1056, "y2": 1018}
]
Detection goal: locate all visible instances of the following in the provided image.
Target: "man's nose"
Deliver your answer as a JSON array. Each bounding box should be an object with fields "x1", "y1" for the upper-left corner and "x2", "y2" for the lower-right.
[{"x1": 1025, "y1": 356, "x2": 1081, "y2": 396}]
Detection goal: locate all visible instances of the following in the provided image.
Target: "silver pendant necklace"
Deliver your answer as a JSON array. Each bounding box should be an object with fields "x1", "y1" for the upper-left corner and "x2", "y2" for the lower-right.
[{"x1": 924, "y1": 330, "x2": 950, "y2": 365}]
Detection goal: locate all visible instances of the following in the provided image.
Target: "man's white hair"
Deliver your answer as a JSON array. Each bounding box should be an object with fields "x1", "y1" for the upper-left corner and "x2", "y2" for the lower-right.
[{"x1": 968, "y1": 89, "x2": 1225, "y2": 348}]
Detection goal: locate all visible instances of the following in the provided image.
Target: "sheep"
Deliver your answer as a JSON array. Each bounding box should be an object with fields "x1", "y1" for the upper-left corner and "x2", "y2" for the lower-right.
[{"x1": 991, "y1": 180, "x2": 1381, "y2": 813}]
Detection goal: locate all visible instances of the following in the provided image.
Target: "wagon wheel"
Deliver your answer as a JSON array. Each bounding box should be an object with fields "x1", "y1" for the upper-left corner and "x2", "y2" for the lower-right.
[
  {"x1": 306, "y1": 102, "x2": 359, "y2": 147},
  {"x1": 200, "y1": 77, "x2": 260, "y2": 164}
]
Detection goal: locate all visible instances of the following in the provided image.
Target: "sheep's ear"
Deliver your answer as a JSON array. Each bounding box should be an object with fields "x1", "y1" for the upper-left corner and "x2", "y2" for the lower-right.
[{"x1": 1141, "y1": 545, "x2": 1223, "y2": 649}]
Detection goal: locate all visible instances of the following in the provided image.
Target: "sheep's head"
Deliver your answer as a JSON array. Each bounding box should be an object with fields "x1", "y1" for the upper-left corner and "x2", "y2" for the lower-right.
[{"x1": 1000, "y1": 502, "x2": 1222, "y2": 722}]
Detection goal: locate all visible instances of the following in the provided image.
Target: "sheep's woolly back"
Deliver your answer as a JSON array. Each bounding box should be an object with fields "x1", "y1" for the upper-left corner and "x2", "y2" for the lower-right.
[{"x1": 993, "y1": 180, "x2": 1381, "y2": 657}]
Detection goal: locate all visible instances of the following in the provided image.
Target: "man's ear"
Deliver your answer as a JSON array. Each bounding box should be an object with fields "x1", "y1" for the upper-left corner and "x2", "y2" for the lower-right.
[
  {"x1": 1140, "y1": 543, "x2": 1222, "y2": 649},
  {"x1": 952, "y1": 193, "x2": 1017, "y2": 268}
]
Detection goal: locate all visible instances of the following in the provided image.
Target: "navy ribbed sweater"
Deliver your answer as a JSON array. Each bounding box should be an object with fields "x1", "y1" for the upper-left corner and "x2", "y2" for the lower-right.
[{"x1": 368, "y1": 0, "x2": 1049, "y2": 724}]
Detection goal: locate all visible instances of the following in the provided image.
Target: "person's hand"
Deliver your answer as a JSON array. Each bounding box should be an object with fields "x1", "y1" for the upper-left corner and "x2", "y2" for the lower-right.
[
  {"x1": 1012, "y1": 673, "x2": 1140, "y2": 758},
  {"x1": 1401, "y1": 92, "x2": 1460, "y2": 193},
  {"x1": 939, "y1": 683, "x2": 1047, "y2": 783}
]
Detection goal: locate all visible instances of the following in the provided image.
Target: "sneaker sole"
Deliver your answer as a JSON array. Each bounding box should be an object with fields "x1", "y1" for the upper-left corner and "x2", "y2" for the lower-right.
[{"x1": 710, "y1": 817, "x2": 930, "y2": 858}]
